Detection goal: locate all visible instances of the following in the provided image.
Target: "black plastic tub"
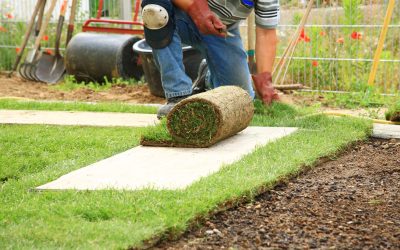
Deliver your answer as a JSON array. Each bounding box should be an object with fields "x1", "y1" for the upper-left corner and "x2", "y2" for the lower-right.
[{"x1": 132, "y1": 39, "x2": 204, "y2": 97}]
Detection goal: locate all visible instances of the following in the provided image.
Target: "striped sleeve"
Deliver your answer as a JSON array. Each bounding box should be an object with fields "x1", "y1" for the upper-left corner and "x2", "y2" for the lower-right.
[{"x1": 254, "y1": 0, "x2": 280, "y2": 29}]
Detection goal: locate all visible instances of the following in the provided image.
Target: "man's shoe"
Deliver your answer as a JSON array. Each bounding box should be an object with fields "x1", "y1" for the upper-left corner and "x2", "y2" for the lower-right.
[
  {"x1": 192, "y1": 59, "x2": 209, "y2": 95},
  {"x1": 157, "y1": 95, "x2": 189, "y2": 119}
]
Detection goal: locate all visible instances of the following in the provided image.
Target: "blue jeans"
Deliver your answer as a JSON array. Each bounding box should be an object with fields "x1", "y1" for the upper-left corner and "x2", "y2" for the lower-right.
[{"x1": 152, "y1": 8, "x2": 255, "y2": 99}]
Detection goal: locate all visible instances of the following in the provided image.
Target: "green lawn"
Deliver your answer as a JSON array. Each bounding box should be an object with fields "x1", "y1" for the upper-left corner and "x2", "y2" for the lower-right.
[
  {"x1": 0, "y1": 98, "x2": 158, "y2": 114},
  {"x1": 0, "y1": 102, "x2": 372, "y2": 249}
]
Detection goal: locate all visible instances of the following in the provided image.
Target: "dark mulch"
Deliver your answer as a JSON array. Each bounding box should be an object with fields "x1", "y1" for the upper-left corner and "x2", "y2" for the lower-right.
[{"x1": 156, "y1": 138, "x2": 400, "y2": 249}]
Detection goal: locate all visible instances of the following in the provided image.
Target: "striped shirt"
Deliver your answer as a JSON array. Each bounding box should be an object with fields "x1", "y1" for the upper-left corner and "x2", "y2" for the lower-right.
[{"x1": 208, "y1": 0, "x2": 280, "y2": 28}]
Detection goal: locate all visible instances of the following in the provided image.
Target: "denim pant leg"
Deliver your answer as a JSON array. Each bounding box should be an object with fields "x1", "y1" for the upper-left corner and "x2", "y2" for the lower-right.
[
  {"x1": 151, "y1": 27, "x2": 193, "y2": 99},
  {"x1": 200, "y1": 26, "x2": 255, "y2": 99},
  {"x1": 174, "y1": 10, "x2": 254, "y2": 99},
  {"x1": 152, "y1": 7, "x2": 254, "y2": 99}
]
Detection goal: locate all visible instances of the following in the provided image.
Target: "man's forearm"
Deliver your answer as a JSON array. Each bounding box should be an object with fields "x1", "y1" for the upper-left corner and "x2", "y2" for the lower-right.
[{"x1": 255, "y1": 27, "x2": 278, "y2": 73}]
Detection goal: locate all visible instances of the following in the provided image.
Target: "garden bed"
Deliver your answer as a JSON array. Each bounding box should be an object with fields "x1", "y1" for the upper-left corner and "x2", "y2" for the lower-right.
[
  {"x1": 156, "y1": 138, "x2": 400, "y2": 249},
  {"x1": 0, "y1": 75, "x2": 164, "y2": 103},
  {"x1": 1, "y1": 75, "x2": 398, "y2": 122}
]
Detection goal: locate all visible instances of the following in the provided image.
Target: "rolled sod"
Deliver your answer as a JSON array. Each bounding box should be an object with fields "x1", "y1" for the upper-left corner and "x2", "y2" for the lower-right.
[
  {"x1": 141, "y1": 86, "x2": 254, "y2": 147},
  {"x1": 385, "y1": 102, "x2": 400, "y2": 122},
  {"x1": 387, "y1": 111, "x2": 400, "y2": 122}
]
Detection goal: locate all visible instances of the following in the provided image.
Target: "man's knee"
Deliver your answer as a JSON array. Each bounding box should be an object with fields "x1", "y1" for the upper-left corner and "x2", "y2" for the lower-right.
[{"x1": 141, "y1": 0, "x2": 175, "y2": 49}]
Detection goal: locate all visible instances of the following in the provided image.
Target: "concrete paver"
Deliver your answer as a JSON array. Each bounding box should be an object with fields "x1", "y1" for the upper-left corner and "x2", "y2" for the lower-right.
[
  {"x1": 372, "y1": 123, "x2": 400, "y2": 139},
  {"x1": 36, "y1": 127, "x2": 298, "y2": 191},
  {"x1": 0, "y1": 110, "x2": 159, "y2": 127}
]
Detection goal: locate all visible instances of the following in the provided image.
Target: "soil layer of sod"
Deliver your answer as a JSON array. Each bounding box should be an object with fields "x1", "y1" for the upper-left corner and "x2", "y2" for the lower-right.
[{"x1": 156, "y1": 138, "x2": 400, "y2": 249}]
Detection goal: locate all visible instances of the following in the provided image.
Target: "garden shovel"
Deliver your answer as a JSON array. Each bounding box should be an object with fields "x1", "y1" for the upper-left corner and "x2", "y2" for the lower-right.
[
  {"x1": 19, "y1": 0, "x2": 57, "y2": 82},
  {"x1": 36, "y1": 0, "x2": 69, "y2": 84},
  {"x1": 10, "y1": 0, "x2": 43, "y2": 79}
]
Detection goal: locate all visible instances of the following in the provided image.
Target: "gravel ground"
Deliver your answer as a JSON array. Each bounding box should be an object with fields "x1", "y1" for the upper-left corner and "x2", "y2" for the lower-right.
[{"x1": 156, "y1": 138, "x2": 400, "y2": 249}]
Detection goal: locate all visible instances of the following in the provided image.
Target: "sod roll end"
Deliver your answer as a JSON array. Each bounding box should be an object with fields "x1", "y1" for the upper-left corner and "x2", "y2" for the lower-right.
[
  {"x1": 167, "y1": 86, "x2": 254, "y2": 147},
  {"x1": 389, "y1": 111, "x2": 400, "y2": 122}
]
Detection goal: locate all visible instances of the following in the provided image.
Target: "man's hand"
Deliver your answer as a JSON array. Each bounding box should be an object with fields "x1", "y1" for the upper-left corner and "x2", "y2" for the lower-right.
[
  {"x1": 186, "y1": 0, "x2": 226, "y2": 36},
  {"x1": 252, "y1": 72, "x2": 279, "y2": 105}
]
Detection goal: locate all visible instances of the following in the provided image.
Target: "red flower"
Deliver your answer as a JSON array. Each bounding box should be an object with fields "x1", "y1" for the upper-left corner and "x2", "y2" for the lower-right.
[
  {"x1": 5, "y1": 13, "x2": 13, "y2": 19},
  {"x1": 351, "y1": 31, "x2": 362, "y2": 40},
  {"x1": 0, "y1": 26, "x2": 7, "y2": 32},
  {"x1": 337, "y1": 37, "x2": 345, "y2": 44},
  {"x1": 320, "y1": 31, "x2": 326, "y2": 36},
  {"x1": 42, "y1": 35, "x2": 49, "y2": 41},
  {"x1": 299, "y1": 28, "x2": 311, "y2": 42},
  {"x1": 15, "y1": 47, "x2": 21, "y2": 53},
  {"x1": 45, "y1": 49, "x2": 53, "y2": 55},
  {"x1": 312, "y1": 61, "x2": 318, "y2": 67}
]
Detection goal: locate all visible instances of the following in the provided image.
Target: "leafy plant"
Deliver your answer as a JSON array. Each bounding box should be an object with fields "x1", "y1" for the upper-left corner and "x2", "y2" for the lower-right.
[{"x1": 342, "y1": 0, "x2": 363, "y2": 26}]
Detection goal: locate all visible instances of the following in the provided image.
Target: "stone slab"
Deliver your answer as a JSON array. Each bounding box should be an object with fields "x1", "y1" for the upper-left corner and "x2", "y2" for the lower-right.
[
  {"x1": 0, "y1": 110, "x2": 159, "y2": 127},
  {"x1": 372, "y1": 123, "x2": 400, "y2": 139},
  {"x1": 36, "y1": 126, "x2": 298, "y2": 191}
]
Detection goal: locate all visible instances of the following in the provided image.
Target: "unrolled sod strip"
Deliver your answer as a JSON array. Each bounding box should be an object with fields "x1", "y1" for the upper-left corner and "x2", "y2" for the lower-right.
[
  {"x1": 165, "y1": 86, "x2": 254, "y2": 147},
  {"x1": 387, "y1": 111, "x2": 400, "y2": 122}
]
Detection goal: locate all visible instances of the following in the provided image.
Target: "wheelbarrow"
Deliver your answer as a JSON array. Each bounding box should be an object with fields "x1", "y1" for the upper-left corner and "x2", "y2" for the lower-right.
[{"x1": 81, "y1": 0, "x2": 144, "y2": 35}]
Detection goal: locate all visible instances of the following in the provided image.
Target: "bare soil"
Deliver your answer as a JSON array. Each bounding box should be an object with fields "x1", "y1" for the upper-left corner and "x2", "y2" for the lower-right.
[
  {"x1": 0, "y1": 75, "x2": 386, "y2": 120},
  {"x1": 0, "y1": 75, "x2": 165, "y2": 104},
  {"x1": 156, "y1": 138, "x2": 400, "y2": 249},
  {"x1": 0, "y1": 75, "x2": 302, "y2": 106}
]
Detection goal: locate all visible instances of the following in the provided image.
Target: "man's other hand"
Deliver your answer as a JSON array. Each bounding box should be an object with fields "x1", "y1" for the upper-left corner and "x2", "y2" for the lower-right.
[{"x1": 252, "y1": 71, "x2": 279, "y2": 105}]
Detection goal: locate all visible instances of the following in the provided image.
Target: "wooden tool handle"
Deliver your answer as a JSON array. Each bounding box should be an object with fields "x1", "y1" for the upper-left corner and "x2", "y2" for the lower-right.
[
  {"x1": 273, "y1": 0, "x2": 314, "y2": 85},
  {"x1": 367, "y1": 0, "x2": 395, "y2": 87},
  {"x1": 60, "y1": 0, "x2": 68, "y2": 16},
  {"x1": 66, "y1": 0, "x2": 78, "y2": 45},
  {"x1": 34, "y1": 0, "x2": 46, "y2": 36},
  {"x1": 247, "y1": 11, "x2": 255, "y2": 54},
  {"x1": 54, "y1": 0, "x2": 69, "y2": 55},
  {"x1": 68, "y1": 0, "x2": 77, "y2": 25},
  {"x1": 8, "y1": 0, "x2": 43, "y2": 75},
  {"x1": 32, "y1": 0, "x2": 57, "y2": 52},
  {"x1": 247, "y1": 11, "x2": 256, "y2": 73}
]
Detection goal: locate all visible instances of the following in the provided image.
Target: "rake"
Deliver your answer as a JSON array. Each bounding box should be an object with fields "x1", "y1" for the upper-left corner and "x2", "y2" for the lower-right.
[{"x1": 272, "y1": 0, "x2": 314, "y2": 90}]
